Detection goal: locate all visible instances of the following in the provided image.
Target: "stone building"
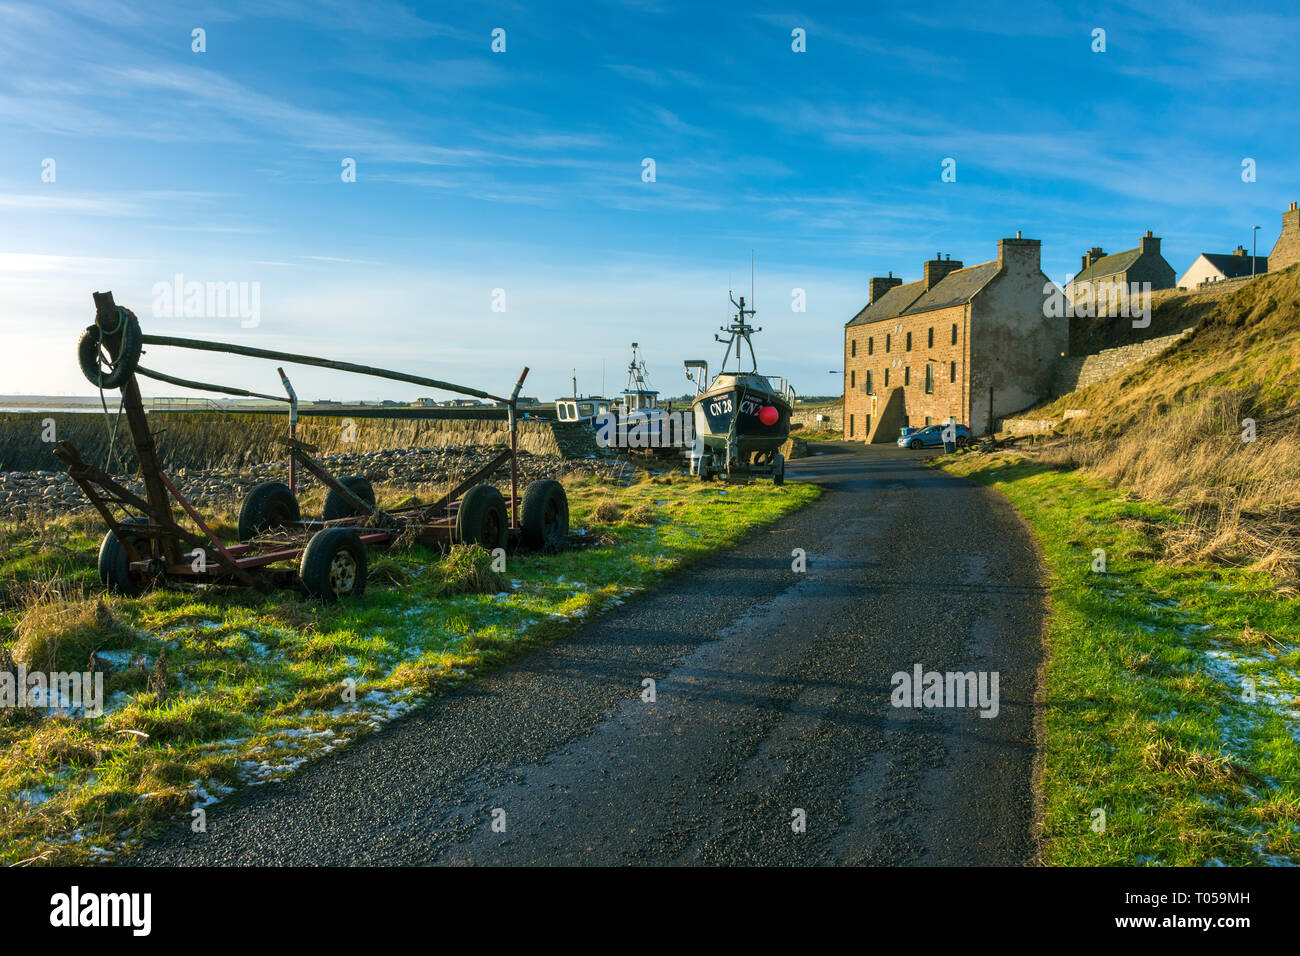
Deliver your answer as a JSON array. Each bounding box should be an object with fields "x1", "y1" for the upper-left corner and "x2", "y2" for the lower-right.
[
  {"x1": 1268, "y1": 201, "x2": 1300, "y2": 273},
  {"x1": 1177, "y1": 246, "x2": 1268, "y2": 289},
  {"x1": 1065, "y1": 231, "x2": 1175, "y2": 313},
  {"x1": 842, "y1": 234, "x2": 1066, "y2": 442}
]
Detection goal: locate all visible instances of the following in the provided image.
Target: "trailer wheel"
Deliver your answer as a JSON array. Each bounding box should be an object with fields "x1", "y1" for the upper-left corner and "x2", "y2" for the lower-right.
[
  {"x1": 238, "y1": 481, "x2": 300, "y2": 541},
  {"x1": 98, "y1": 516, "x2": 154, "y2": 596},
  {"x1": 773, "y1": 452, "x2": 786, "y2": 487},
  {"x1": 698, "y1": 454, "x2": 715, "y2": 482},
  {"x1": 77, "y1": 309, "x2": 142, "y2": 390},
  {"x1": 520, "y1": 479, "x2": 569, "y2": 551},
  {"x1": 300, "y1": 527, "x2": 367, "y2": 603},
  {"x1": 456, "y1": 484, "x2": 508, "y2": 550},
  {"x1": 322, "y1": 476, "x2": 375, "y2": 522}
]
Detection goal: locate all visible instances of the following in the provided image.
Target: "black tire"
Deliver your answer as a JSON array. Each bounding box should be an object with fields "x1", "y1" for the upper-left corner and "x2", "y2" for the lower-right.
[
  {"x1": 98, "y1": 516, "x2": 153, "y2": 596},
  {"x1": 698, "y1": 454, "x2": 714, "y2": 482},
  {"x1": 322, "y1": 476, "x2": 375, "y2": 522},
  {"x1": 78, "y1": 309, "x2": 142, "y2": 390},
  {"x1": 520, "y1": 479, "x2": 569, "y2": 550},
  {"x1": 773, "y1": 452, "x2": 785, "y2": 486},
  {"x1": 956, "y1": 435, "x2": 969, "y2": 449},
  {"x1": 455, "y1": 484, "x2": 508, "y2": 550},
  {"x1": 237, "y1": 481, "x2": 300, "y2": 541},
  {"x1": 299, "y1": 527, "x2": 367, "y2": 603},
  {"x1": 909, "y1": 438, "x2": 923, "y2": 449}
]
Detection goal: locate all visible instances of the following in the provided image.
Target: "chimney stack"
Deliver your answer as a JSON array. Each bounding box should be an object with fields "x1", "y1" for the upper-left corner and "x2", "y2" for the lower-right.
[
  {"x1": 923, "y1": 255, "x2": 963, "y2": 289},
  {"x1": 997, "y1": 234, "x2": 1041, "y2": 273},
  {"x1": 1234, "y1": 245, "x2": 1247, "y2": 256},
  {"x1": 1140, "y1": 230, "x2": 1161, "y2": 255},
  {"x1": 1081, "y1": 247, "x2": 1106, "y2": 271},
  {"x1": 869, "y1": 273, "x2": 903, "y2": 304}
]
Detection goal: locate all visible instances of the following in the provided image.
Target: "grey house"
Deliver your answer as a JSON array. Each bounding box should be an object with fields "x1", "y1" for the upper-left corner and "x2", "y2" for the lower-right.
[{"x1": 1065, "y1": 230, "x2": 1176, "y2": 313}]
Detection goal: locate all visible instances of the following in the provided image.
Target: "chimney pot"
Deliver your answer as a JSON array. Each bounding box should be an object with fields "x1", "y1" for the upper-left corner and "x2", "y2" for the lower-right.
[
  {"x1": 1291, "y1": 201, "x2": 1298, "y2": 211},
  {"x1": 1016, "y1": 230, "x2": 1022, "y2": 238},
  {"x1": 1146, "y1": 230, "x2": 1153, "y2": 238}
]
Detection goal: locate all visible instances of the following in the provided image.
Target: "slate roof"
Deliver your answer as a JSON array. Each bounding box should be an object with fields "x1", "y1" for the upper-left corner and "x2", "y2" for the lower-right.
[
  {"x1": 900, "y1": 261, "x2": 1000, "y2": 315},
  {"x1": 1199, "y1": 253, "x2": 1268, "y2": 279},
  {"x1": 846, "y1": 279, "x2": 925, "y2": 327},
  {"x1": 1070, "y1": 247, "x2": 1143, "y2": 283},
  {"x1": 846, "y1": 260, "x2": 1002, "y2": 327}
]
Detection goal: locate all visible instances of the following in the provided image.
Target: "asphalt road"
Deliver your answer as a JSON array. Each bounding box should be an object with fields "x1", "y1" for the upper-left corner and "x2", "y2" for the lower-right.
[{"x1": 127, "y1": 443, "x2": 1047, "y2": 866}]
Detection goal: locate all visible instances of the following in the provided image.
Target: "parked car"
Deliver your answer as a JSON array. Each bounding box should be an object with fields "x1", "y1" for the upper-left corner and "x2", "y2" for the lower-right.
[{"x1": 897, "y1": 423, "x2": 970, "y2": 449}]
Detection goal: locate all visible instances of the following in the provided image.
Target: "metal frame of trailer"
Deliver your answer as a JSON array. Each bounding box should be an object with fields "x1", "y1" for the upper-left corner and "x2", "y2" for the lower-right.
[{"x1": 53, "y1": 291, "x2": 571, "y2": 602}]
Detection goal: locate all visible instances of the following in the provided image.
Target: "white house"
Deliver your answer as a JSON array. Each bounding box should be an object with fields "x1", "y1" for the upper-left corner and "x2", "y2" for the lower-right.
[{"x1": 1177, "y1": 246, "x2": 1268, "y2": 290}]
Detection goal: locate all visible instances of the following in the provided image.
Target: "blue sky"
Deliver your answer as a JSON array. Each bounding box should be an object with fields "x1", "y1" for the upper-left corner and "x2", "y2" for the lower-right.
[{"x1": 2, "y1": 0, "x2": 1296, "y2": 400}]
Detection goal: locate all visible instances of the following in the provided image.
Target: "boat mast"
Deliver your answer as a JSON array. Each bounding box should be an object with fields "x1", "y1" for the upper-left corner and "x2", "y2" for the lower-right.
[{"x1": 718, "y1": 291, "x2": 761, "y2": 373}]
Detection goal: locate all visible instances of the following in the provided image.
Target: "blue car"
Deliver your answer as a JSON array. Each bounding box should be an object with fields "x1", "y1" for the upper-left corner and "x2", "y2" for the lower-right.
[{"x1": 897, "y1": 423, "x2": 970, "y2": 449}]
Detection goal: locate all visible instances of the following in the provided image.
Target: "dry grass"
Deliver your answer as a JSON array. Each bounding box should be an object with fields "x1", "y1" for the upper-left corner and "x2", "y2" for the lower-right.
[
  {"x1": 431, "y1": 544, "x2": 510, "y2": 597},
  {"x1": 1023, "y1": 266, "x2": 1300, "y2": 580},
  {"x1": 1141, "y1": 734, "x2": 1245, "y2": 783},
  {"x1": 590, "y1": 498, "x2": 623, "y2": 523},
  {"x1": 619, "y1": 502, "x2": 657, "y2": 526},
  {"x1": 11, "y1": 596, "x2": 132, "y2": 672}
]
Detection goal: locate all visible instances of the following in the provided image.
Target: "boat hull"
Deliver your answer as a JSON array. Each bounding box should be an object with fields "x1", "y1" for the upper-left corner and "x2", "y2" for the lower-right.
[{"x1": 691, "y1": 384, "x2": 791, "y2": 456}]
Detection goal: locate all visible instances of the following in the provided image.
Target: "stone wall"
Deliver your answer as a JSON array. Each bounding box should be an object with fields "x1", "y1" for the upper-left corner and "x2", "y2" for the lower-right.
[
  {"x1": 790, "y1": 400, "x2": 843, "y2": 431},
  {"x1": 0, "y1": 411, "x2": 602, "y2": 473},
  {"x1": 1052, "y1": 328, "x2": 1193, "y2": 395}
]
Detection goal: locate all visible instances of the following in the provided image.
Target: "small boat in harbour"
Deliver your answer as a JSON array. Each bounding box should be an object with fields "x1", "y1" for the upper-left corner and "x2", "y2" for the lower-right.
[
  {"x1": 685, "y1": 292, "x2": 794, "y2": 483},
  {"x1": 606, "y1": 343, "x2": 680, "y2": 456},
  {"x1": 554, "y1": 369, "x2": 612, "y2": 428}
]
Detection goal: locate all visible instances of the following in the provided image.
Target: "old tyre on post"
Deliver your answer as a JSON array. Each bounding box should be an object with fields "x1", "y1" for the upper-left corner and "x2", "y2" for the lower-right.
[
  {"x1": 299, "y1": 527, "x2": 367, "y2": 603},
  {"x1": 772, "y1": 452, "x2": 785, "y2": 486},
  {"x1": 455, "y1": 484, "x2": 508, "y2": 551},
  {"x1": 98, "y1": 516, "x2": 155, "y2": 596},
  {"x1": 78, "y1": 309, "x2": 143, "y2": 390},
  {"x1": 237, "y1": 481, "x2": 300, "y2": 541},
  {"x1": 520, "y1": 479, "x2": 569, "y2": 551},
  {"x1": 322, "y1": 476, "x2": 375, "y2": 522}
]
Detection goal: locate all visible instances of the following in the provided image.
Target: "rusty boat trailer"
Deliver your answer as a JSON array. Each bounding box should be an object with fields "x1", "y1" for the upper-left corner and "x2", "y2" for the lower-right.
[{"x1": 55, "y1": 291, "x2": 571, "y2": 602}]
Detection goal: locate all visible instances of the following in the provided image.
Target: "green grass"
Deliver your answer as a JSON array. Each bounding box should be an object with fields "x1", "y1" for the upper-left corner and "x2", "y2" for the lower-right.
[
  {"x1": 0, "y1": 472, "x2": 819, "y2": 865},
  {"x1": 940, "y1": 452, "x2": 1300, "y2": 866}
]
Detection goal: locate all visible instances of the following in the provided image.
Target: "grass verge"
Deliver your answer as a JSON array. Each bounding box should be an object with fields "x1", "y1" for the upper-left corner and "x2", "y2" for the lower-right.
[
  {"x1": 0, "y1": 471, "x2": 819, "y2": 864},
  {"x1": 939, "y1": 451, "x2": 1299, "y2": 866}
]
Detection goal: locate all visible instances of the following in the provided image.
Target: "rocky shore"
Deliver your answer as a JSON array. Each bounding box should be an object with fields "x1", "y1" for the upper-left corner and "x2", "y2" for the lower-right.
[{"x1": 0, "y1": 445, "x2": 639, "y2": 519}]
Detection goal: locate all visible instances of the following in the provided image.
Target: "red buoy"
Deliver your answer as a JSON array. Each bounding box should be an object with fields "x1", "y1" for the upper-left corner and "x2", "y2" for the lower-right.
[{"x1": 759, "y1": 405, "x2": 779, "y2": 426}]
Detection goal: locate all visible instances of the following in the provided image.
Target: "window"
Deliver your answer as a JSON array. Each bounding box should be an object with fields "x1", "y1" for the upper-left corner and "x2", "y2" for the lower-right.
[
  {"x1": 850, "y1": 370, "x2": 856, "y2": 389},
  {"x1": 924, "y1": 364, "x2": 934, "y2": 394},
  {"x1": 849, "y1": 414, "x2": 855, "y2": 437},
  {"x1": 950, "y1": 361, "x2": 956, "y2": 383},
  {"x1": 884, "y1": 368, "x2": 890, "y2": 387},
  {"x1": 865, "y1": 414, "x2": 871, "y2": 435},
  {"x1": 865, "y1": 370, "x2": 873, "y2": 394},
  {"x1": 904, "y1": 366, "x2": 911, "y2": 387},
  {"x1": 851, "y1": 339, "x2": 857, "y2": 358},
  {"x1": 951, "y1": 324, "x2": 958, "y2": 345},
  {"x1": 868, "y1": 337, "x2": 874, "y2": 355},
  {"x1": 885, "y1": 333, "x2": 891, "y2": 353},
  {"x1": 928, "y1": 327, "x2": 934, "y2": 348},
  {"x1": 925, "y1": 416, "x2": 932, "y2": 427},
  {"x1": 905, "y1": 331, "x2": 912, "y2": 351}
]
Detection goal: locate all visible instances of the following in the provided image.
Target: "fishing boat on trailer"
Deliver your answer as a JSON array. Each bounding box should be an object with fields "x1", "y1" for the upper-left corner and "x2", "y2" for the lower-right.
[{"x1": 685, "y1": 292, "x2": 795, "y2": 483}]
